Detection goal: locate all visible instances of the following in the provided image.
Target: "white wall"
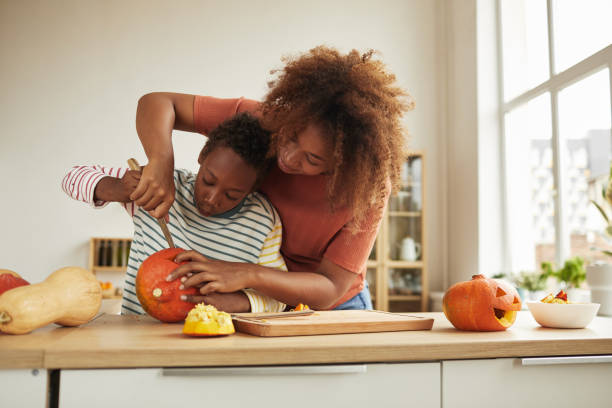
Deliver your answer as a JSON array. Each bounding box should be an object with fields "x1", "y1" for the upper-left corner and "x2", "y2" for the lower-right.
[
  {"x1": 445, "y1": 0, "x2": 479, "y2": 286},
  {"x1": 0, "y1": 0, "x2": 448, "y2": 291},
  {"x1": 444, "y1": 0, "x2": 505, "y2": 286}
]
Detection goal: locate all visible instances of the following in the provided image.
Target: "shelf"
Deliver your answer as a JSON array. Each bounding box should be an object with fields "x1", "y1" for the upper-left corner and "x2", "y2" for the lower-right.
[
  {"x1": 369, "y1": 151, "x2": 427, "y2": 312},
  {"x1": 388, "y1": 211, "x2": 422, "y2": 217},
  {"x1": 388, "y1": 295, "x2": 421, "y2": 302},
  {"x1": 385, "y1": 261, "x2": 424, "y2": 268}
]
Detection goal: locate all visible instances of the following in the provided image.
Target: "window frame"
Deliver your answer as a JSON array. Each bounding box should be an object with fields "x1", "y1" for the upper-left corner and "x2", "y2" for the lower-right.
[{"x1": 498, "y1": 0, "x2": 612, "y2": 270}]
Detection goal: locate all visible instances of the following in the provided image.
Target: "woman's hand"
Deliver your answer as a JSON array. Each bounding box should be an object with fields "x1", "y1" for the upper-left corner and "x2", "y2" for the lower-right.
[
  {"x1": 134, "y1": 92, "x2": 197, "y2": 219},
  {"x1": 130, "y1": 159, "x2": 175, "y2": 219},
  {"x1": 167, "y1": 250, "x2": 253, "y2": 295},
  {"x1": 180, "y1": 291, "x2": 251, "y2": 313}
]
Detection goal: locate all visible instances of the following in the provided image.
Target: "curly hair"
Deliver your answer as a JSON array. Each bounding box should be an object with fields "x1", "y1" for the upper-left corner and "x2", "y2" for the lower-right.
[
  {"x1": 200, "y1": 112, "x2": 272, "y2": 185},
  {"x1": 261, "y1": 45, "x2": 414, "y2": 229}
]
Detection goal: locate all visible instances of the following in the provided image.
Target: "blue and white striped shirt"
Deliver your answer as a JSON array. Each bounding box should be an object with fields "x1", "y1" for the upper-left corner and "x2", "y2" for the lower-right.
[{"x1": 62, "y1": 166, "x2": 287, "y2": 314}]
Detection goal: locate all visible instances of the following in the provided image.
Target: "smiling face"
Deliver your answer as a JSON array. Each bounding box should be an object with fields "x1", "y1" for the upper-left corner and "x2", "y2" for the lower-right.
[
  {"x1": 194, "y1": 146, "x2": 258, "y2": 217},
  {"x1": 276, "y1": 122, "x2": 334, "y2": 176}
]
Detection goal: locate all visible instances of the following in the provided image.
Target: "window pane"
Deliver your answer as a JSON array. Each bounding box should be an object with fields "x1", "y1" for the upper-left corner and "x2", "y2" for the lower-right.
[
  {"x1": 500, "y1": 0, "x2": 550, "y2": 100},
  {"x1": 505, "y1": 93, "x2": 555, "y2": 272},
  {"x1": 558, "y1": 68, "x2": 612, "y2": 262},
  {"x1": 553, "y1": 0, "x2": 612, "y2": 73}
]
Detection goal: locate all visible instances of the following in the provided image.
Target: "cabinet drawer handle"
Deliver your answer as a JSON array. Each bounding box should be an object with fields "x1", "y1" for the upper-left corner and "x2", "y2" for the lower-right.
[
  {"x1": 162, "y1": 365, "x2": 367, "y2": 377},
  {"x1": 521, "y1": 355, "x2": 612, "y2": 366}
]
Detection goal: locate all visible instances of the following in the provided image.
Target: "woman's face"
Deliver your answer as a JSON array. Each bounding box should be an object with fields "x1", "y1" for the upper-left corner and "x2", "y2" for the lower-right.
[
  {"x1": 194, "y1": 146, "x2": 257, "y2": 217},
  {"x1": 277, "y1": 123, "x2": 334, "y2": 176}
]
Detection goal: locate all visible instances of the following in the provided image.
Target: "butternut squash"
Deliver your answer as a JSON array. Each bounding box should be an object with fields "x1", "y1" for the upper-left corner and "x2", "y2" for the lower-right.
[{"x1": 0, "y1": 266, "x2": 102, "y2": 335}]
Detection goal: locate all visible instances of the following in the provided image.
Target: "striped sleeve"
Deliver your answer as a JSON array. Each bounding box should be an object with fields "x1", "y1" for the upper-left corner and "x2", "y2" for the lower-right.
[
  {"x1": 241, "y1": 216, "x2": 287, "y2": 313},
  {"x1": 61, "y1": 165, "x2": 137, "y2": 216}
]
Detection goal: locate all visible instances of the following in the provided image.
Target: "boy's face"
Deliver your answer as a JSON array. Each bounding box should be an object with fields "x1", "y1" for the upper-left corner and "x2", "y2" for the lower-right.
[{"x1": 194, "y1": 146, "x2": 257, "y2": 217}]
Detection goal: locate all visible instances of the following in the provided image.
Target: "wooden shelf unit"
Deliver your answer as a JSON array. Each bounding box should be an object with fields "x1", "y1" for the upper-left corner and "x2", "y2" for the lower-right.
[
  {"x1": 367, "y1": 151, "x2": 427, "y2": 312},
  {"x1": 88, "y1": 237, "x2": 132, "y2": 275}
]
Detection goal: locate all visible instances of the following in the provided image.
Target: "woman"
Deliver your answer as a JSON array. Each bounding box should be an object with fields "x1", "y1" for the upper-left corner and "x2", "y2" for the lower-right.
[{"x1": 131, "y1": 46, "x2": 413, "y2": 310}]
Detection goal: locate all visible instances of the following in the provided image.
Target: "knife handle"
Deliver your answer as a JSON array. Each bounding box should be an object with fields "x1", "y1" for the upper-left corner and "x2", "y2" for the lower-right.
[{"x1": 127, "y1": 158, "x2": 175, "y2": 248}]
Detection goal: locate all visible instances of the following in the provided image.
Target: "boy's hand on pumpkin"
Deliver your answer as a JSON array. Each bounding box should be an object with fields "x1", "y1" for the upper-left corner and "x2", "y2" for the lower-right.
[
  {"x1": 130, "y1": 159, "x2": 175, "y2": 219},
  {"x1": 168, "y1": 250, "x2": 252, "y2": 294}
]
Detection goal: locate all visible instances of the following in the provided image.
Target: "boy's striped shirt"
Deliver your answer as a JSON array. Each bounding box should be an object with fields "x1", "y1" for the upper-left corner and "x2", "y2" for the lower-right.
[{"x1": 62, "y1": 166, "x2": 287, "y2": 314}]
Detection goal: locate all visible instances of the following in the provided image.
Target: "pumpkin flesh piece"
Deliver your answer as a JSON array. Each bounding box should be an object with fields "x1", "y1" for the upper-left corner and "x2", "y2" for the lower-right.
[{"x1": 182, "y1": 303, "x2": 235, "y2": 336}]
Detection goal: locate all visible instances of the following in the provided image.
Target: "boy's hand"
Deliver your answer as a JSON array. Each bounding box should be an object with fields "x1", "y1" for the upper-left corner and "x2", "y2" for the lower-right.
[
  {"x1": 130, "y1": 159, "x2": 175, "y2": 219},
  {"x1": 94, "y1": 170, "x2": 141, "y2": 202},
  {"x1": 167, "y1": 250, "x2": 252, "y2": 294},
  {"x1": 118, "y1": 171, "x2": 142, "y2": 201}
]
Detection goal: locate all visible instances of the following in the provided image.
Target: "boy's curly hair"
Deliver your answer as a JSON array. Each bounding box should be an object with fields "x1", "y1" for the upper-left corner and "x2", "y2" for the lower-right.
[
  {"x1": 261, "y1": 45, "x2": 414, "y2": 229},
  {"x1": 200, "y1": 112, "x2": 272, "y2": 185}
]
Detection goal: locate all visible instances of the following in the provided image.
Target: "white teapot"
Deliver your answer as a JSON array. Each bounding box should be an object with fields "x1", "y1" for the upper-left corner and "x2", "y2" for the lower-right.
[{"x1": 399, "y1": 236, "x2": 421, "y2": 261}]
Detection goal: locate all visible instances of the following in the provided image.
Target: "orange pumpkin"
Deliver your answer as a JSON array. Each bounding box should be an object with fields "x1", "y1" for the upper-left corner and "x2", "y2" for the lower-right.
[
  {"x1": 0, "y1": 269, "x2": 30, "y2": 295},
  {"x1": 443, "y1": 274, "x2": 522, "y2": 331},
  {"x1": 135, "y1": 248, "x2": 199, "y2": 322}
]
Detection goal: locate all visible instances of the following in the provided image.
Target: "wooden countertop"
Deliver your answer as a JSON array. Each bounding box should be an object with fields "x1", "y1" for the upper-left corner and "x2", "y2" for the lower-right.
[{"x1": 2, "y1": 312, "x2": 612, "y2": 369}]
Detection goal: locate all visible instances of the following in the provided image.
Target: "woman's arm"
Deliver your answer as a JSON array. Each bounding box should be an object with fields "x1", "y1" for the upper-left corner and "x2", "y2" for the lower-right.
[
  {"x1": 131, "y1": 93, "x2": 259, "y2": 219},
  {"x1": 131, "y1": 92, "x2": 196, "y2": 219},
  {"x1": 169, "y1": 252, "x2": 355, "y2": 310}
]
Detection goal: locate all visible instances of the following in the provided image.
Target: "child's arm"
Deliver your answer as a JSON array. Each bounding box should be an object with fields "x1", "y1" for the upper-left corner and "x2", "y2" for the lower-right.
[
  {"x1": 241, "y1": 218, "x2": 288, "y2": 313},
  {"x1": 61, "y1": 165, "x2": 139, "y2": 215},
  {"x1": 93, "y1": 171, "x2": 141, "y2": 202}
]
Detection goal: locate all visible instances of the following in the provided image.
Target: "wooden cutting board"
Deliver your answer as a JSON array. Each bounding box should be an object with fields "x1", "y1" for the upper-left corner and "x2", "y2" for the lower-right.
[{"x1": 231, "y1": 310, "x2": 434, "y2": 337}]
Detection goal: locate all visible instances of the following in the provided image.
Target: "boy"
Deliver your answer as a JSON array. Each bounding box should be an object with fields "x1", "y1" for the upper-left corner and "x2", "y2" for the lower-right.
[{"x1": 62, "y1": 113, "x2": 286, "y2": 314}]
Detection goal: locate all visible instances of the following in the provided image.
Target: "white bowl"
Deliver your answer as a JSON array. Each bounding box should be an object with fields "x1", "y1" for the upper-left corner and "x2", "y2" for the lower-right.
[{"x1": 526, "y1": 301, "x2": 600, "y2": 329}]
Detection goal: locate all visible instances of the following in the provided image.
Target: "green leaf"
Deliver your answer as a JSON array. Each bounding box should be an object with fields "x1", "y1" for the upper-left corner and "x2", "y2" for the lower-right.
[{"x1": 591, "y1": 199, "x2": 610, "y2": 223}]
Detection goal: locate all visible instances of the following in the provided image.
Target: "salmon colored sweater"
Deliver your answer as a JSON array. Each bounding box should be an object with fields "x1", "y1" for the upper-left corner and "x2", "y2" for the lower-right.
[{"x1": 194, "y1": 96, "x2": 385, "y2": 307}]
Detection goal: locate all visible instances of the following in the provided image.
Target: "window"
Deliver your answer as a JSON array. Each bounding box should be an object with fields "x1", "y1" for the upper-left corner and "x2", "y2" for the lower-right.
[{"x1": 499, "y1": 0, "x2": 612, "y2": 273}]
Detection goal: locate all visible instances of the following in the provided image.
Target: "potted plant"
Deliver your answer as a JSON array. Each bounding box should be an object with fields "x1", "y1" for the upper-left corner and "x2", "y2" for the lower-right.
[
  {"x1": 541, "y1": 257, "x2": 589, "y2": 302},
  {"x1": 513, "y1": 270, "x2": 548, "y2": 301}
]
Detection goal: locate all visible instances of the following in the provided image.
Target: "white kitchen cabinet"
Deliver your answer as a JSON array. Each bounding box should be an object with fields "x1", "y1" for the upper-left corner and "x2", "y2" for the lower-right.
[
  {"x1": 0, "y1": 369, "x2": 47, "y2": 407},
  {"x1": 60, "y1": 362, "x2": 440, "y2": 408},
  {"x1": 443, "y1": 356, "x2": 612, "y2": 407}
]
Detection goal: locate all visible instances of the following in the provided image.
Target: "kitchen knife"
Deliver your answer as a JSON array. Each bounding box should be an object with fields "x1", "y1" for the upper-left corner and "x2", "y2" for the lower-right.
[{"x1": 127, "y1": 158, "x2": 175, "y2": 249}]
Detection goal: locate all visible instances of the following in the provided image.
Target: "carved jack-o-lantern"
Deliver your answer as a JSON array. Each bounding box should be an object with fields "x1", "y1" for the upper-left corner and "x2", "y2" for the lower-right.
[{"x1": 442, "y1": 274, "x2": 522, "y2": 331}]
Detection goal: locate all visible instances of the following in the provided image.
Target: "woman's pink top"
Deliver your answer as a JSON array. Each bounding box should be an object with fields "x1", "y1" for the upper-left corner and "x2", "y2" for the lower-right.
[{"x1": 194, "y1": 95, "x2": 385, "y2": 307}]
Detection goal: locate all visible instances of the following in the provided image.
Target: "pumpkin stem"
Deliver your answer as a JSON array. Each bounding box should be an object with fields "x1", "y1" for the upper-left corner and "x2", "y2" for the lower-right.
[
  {"x1": 472, "y1": 274, "x2": 485, "y2": 280},
  {"x1": 0, "y1": 311, "x2": 11, "y2": 324},
  {"x1": 152, "y1": 288, "x2": 162, "y2": 298}
]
